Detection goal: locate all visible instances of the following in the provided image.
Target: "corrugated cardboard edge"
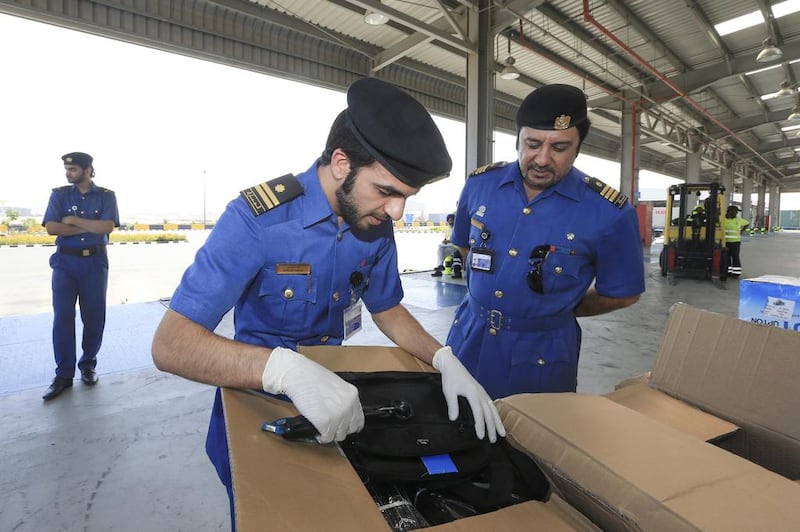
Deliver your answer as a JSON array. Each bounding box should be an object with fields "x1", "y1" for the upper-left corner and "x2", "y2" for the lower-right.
[
  {"x1": 428, "y1": 494, "x2": 600, "y2": 531},
  {"x1": 298, "y1": 344, "x2": 436, "y2": 372},
  {"x1": 605, "y1": 382, "x2": 739, "y2": 442},
  {"x1": 612, "y1": 372, "x2": 650, "y2": 390},
  {"x1": 497, "y1": 393, "x2": 800, "y2": 532}
]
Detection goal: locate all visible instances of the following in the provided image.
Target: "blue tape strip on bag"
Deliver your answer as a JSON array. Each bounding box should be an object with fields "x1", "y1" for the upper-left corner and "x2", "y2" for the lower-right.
[{"x1": 421, "y1": 454, "x2": 458, "y2": 475}]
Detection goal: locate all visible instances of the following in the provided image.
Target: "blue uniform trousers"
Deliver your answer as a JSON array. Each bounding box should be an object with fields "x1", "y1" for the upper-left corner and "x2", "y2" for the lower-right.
[
  {"x1": 206, "y1": 389, "x2": 236, "y2": 530},
  {"x1": 50, "y1": 250, "x2": 109, "y2": 378}
]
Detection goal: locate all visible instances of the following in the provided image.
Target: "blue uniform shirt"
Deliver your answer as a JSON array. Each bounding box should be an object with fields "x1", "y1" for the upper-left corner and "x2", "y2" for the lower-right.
[
  {"x1": 42, "y1": 183, "x2": 120, "y2": 243},
  {"x1": 170, "y1": 162, "x2": 403, "y2": 345},
  {"x1": 168, "y1": 162, "x2": 405, "y2": 498},
  {"x1": 446, "y1": 162, "x2": 644, "y2": 399}
]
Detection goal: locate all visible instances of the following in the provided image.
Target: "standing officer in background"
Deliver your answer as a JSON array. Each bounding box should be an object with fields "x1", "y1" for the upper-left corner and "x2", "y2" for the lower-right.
[
  {"x1": 42, "y1": 152, "x2": 120, "y2": 401},
  {"x1": 724, "y1": 205, "x2": 749, "y2": 278},
  {"x1": 151, "y1": 78, "x2": 504, "y2": 528},
  {"x1": 445, "y1": 84, "x2": 645, "y2": 400}
]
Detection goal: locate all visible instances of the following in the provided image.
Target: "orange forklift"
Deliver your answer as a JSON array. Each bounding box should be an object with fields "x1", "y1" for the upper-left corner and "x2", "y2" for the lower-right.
[{"x1": 658, "y1": 183, "x2": 728, "y2": 286}]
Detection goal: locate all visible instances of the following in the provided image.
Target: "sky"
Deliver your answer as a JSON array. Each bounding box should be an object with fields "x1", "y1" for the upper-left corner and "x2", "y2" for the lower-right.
[{"x1": 1, "y1": 13, "x2": 796, "y2": 222}]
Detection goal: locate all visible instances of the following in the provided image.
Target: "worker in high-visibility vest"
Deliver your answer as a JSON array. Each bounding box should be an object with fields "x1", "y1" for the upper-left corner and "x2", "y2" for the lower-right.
[{"x1": 724, "y1": 205, "x2": 749, "y2": 278}]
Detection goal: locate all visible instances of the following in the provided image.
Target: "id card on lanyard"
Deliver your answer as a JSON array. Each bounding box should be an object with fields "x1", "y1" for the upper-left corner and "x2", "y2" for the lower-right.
[
  {"x1": 343, "y1": 300, "x2": 363, "y2": 340},
  {"x1": 344, "y1": 270, "x2": 364, "y2": 340}
]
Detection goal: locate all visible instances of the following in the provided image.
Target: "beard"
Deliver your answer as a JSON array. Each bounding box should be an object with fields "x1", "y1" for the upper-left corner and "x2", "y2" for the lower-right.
[
  {"x1": 67, "y1": 171, "x2": 90, "y2": 185},
  {"x1": 335, "y1": 173, "x2": 390, "y2": 232},
  {"x1": 518, "y1": 160, "x2": 570, "y2": 194}
]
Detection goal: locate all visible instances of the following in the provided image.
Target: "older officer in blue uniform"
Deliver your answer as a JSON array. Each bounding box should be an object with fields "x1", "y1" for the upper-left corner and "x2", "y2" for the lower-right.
[
  {"x1": 152, "y1": 78, "x2": 504, "y2": 528},
  {"x1": 42, "y1": 152, "x2": 120, "y2": 401},
  {"x1": 446, "y1": 84, "x2": 645, "y2": 400}
]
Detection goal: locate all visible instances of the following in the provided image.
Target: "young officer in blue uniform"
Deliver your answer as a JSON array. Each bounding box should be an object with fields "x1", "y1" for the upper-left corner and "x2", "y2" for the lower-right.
[
  {"x1": 42, "y1": 152, "x2": 120, "y2": 401},
  {"x1": 151, "y1": 78, "x2": 505, "y2": 528},
  {"x1": 446, "y1": 84, "x2": 645, "y2": 400}
]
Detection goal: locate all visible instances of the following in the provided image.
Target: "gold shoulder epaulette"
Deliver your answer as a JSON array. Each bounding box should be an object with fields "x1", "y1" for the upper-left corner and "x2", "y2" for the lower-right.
[
  {"x1": 583, "y1": 176, "x2": 628, "y2": 208},
  {"x1": 469, "y1": 161, "x2": 508, "y2": 177},
  {"x1": 53, "y1": 185, "x2": 71, "y2": 192},
  {"x1": 240, "y1": 174, "x2": 303, "y2": 216}
]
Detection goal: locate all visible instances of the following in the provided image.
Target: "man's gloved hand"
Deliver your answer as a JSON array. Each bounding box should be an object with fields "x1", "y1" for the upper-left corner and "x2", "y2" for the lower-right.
[
  {"x1": 262, "y1": 347, "x2": 364, "y2": 443},
  {"x1": 432, "y1": 346, "x2": 506, "y2": 443}
]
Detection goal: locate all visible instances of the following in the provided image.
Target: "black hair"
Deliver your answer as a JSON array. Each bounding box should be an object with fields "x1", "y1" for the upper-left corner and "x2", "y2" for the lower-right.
[{"x1": 319, "y1": 110, "x2": 376, "y2": 173}]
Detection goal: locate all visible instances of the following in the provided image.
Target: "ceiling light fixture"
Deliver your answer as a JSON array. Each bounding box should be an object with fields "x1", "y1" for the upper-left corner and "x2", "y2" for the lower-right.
[
  {"x1": 777, "y1": 80, "x2": 795, "y2": 97},
  {"x1": 500, "y1": 57, "x2": 520, "y2": 80},
  {"x1": 756, "y1": 37, "x2": 783, "y2": 62},
  {"x1": 363, "y1": 2, "x2": 388, "y2": 26},
  {"x1": 499, "y1": 38, "x2": 520, "y2": 80},
  {"x1": 364, "y1": 11, "x2": 388, "y2": 25}
]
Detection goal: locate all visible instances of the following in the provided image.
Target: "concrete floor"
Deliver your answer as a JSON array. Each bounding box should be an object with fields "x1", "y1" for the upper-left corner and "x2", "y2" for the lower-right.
[{"x1": 1, "y1": 232, "x2": 799, "y2": 531}]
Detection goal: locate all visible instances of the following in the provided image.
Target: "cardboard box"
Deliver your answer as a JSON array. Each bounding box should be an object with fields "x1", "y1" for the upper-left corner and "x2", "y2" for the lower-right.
[
  {"x1": 739, "y1": 275, "x2": 800, "y2": 332},
  {"x1": 222, "y1": 346, "x2": 596, "y2": 531},
  {"x1": 608, "y1": 302, "x2": 800, "y2": 479},
  {"x1": 222, "y1": 333, "x2": 800, "y2": 531}
]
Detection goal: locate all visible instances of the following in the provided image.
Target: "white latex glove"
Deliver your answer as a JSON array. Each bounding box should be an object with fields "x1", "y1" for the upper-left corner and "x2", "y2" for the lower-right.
[
  {"x1": 262, "y1": 347, "x2": 364, "y2": 443},
  {"x1": 432, "y1": 346, "x2": 506, "y2": 443}
]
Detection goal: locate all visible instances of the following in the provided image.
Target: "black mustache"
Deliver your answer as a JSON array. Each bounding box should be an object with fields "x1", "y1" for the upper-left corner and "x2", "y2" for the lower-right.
[{"x1": 527, "y1": 164, "x2": 554, "y2": 173}]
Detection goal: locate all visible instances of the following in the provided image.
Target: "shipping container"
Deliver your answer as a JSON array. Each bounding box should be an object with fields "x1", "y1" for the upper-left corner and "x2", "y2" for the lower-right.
[{"x1": 780, "y1": 210, "x2": 800, "y2": 229}]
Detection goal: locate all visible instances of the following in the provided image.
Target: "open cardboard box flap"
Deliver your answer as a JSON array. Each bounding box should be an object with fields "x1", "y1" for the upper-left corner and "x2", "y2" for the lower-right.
[
  {"x1": 426, "y1": 495, "x2": 598, "y2": 532},
  {"x1": 498, "y1": 393, "x2": 800, "y2": 532},
  {"x1": 605, "y1": 381, "x2": 739, "y2": 442},
  {"x1": 606, "y1": 303, "x2": 800, "y2": 478},
  {"x1": 223, "y1": 388, "x2": 390, "y2": 531}
]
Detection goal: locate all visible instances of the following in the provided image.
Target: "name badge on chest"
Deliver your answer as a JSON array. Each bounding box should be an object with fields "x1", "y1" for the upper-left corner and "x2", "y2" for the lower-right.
[{"x1": 470, "y1": 247, "x2": 495, "y2": 273}]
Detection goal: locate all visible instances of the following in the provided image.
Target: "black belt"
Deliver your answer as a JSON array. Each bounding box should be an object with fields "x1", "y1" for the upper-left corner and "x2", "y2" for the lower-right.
[{"x1": 59, "y1": 245, "x2": 103, "y2": 257}]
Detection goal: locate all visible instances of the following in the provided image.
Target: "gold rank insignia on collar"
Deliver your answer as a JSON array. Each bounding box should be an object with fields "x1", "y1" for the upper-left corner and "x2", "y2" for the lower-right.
[
  {"x1": 240, "y1": 173, "x2": 304, "y2": 216},
  {"x1": 554, "y1": 114, "x2": 571, "y2": 130},
  {"x1": 469, "y1": 161, "x2": 508, "y2": 177},
  {"x1": 583, "y1": 176, "x2": 628, "y2": 208}
]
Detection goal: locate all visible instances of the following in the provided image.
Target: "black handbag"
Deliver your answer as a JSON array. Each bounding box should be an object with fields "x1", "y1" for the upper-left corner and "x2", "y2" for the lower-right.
[
  {"x1": 337, "y1": 371, "x2": 550, "y2": 529},
  {"x1": 337, "y1": 371, "x2": 493, "y2": 487}
]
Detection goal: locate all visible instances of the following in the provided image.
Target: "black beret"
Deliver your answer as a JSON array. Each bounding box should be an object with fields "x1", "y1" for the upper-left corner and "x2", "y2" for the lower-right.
[
  {"x1": 62, "y1": 152, "x2": 94, "y2": 168},
  {"x1": 346, "y1": 77, "x2": 452, "y2": 188},
  {"x1": 516, "y1": 84, "x2": 588, "y2": 131}
]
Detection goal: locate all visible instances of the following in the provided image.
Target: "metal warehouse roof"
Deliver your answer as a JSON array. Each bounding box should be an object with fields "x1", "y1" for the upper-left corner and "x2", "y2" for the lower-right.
[{"x1": 3, "y1": 0, "x2": 800, "y2": 194}]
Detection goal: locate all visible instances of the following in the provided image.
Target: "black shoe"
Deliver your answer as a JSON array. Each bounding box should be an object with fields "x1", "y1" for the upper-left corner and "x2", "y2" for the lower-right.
[
  {"x1": 431, "y1": 270, "x2": 443, "y2": 277},
  {"x1": 81, "y1": 368, "x2": 99, "y2": 386},
  {"x1": 43, "y1": 377, "x2": 73, "y2": 401}
]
